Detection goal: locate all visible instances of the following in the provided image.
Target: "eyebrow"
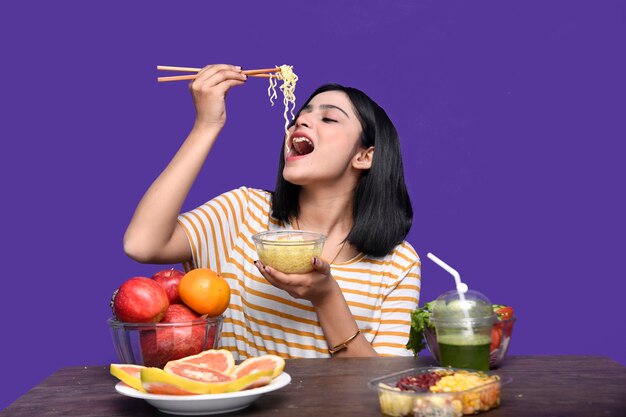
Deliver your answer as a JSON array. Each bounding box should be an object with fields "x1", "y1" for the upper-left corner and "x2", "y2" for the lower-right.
[{"x1": 301, "y1": 104, "x2": 350, "y2": 119}]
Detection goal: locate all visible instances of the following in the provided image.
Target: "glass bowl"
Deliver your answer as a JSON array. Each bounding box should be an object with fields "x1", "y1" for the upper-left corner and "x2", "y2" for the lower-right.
[
  {"x1": 369, "y1": 367, "x2": 511, "y2": 417},
  {"x1": 426, "y1": 317, "x2": 516, "y2": 369},
  {"x1": 108, "y1": 315, "x2": 223, "y2": 368},
  {"x1": 252, "y1": 230, "x2": 326, "y2": 273}
]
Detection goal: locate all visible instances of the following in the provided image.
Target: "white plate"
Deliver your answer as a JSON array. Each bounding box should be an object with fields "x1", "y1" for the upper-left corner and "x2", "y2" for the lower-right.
[{"x1": 115, "y1": 372, "x2": 291, "y2": 415}]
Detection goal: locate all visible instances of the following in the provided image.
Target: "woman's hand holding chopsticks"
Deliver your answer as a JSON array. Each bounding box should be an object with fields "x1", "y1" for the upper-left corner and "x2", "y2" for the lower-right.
[
  {"x1": 125, "y1": 63, "x2": 283, "y2": 264},
  {"x1": 189, "y1": 64, "x2": 247, "y2": 129},
  {"x1": 124, "y1": 64, "x2": 246, "y2": 263}
]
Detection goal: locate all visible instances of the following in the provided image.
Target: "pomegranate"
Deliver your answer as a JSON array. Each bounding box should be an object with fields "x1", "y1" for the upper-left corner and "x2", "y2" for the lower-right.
[
  {"x1": 162, "y1": 304, "x2": 200, "y2": 323},
  {"x1": 140, "y1": 304, "x2": 207, "y2": 368},
  {"x1": 152, "y1": 268, "x2": 185, "y2": 304},
  {"x1": 113, "y1": 277, "x2": 169, "y2": 323}
]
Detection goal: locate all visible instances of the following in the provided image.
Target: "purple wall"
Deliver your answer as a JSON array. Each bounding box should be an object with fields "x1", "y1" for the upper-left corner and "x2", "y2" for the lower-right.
[{"x1": 1, "y1": 0, "x2": 624, "y2": 409}]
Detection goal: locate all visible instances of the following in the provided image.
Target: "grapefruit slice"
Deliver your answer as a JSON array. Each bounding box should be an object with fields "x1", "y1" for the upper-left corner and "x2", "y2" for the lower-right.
[
  {"x1": 164, "y1": 349, "x2": 235, "y2": 374},
  {"x1": 232, "y1": 355, "x2": 285, "y2": 379},
  {"x1": 228, "y1": 369, "x2": 274, "y2": 391},
  {"x1": 141, "y1": 367, "x2": 270, "y2": 395},
  {"x1": 164, "y1": 363, "x2": 234, "y2": 384},
  {"x1": 110, "y1": 364, "x2": 146, "y2": 392},
  {"x1": 141, "y1": 367, "x2": 231, "y2": 395},
  {"x1": 224, "y1": 369, "x2": 273, "y2": 392}
]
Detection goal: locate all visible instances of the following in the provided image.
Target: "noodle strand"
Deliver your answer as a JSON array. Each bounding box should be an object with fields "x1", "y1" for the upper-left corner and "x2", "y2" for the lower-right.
[{"x1": 267, "y1": 65, "x2": 298, "y2": 133}]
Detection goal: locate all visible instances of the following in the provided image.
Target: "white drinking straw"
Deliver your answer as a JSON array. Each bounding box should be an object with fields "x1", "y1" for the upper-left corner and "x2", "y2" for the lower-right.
[
  {"x1": 427, "y1": 253, "x2": 468, "y2": 294},
  {"x1": 427, "y1": 252, "x2": 473, "y2": 335}
]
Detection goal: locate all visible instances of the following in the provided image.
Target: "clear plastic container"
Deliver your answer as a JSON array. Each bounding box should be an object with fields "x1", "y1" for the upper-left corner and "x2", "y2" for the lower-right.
[
  {"x1": 252, "y1": 230, "x2": 326, "y2": 273},
  {"x1": 429, "y1": 290, "x2": 495, "y2": 370},
  {"x1": 369, "y1": 367, "x2": 510, "y2": 417},
  {"x1": 425, "y1": 316, "x2": 516, "y2": 369}
]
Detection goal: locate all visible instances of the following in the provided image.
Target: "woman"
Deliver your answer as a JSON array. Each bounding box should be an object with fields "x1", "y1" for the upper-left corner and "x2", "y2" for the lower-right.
[{"x1": 124, "y1": 64, "x2": 420, "y2": 358}]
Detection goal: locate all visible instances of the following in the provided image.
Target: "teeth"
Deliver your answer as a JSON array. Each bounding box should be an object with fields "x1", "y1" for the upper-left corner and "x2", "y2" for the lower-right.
[
  {"x1": 287, "y1": 136, "x2": 314, "y2": 155},
  {"x1": 292, "y1": 137, "x2": 313, "y2": 146}
]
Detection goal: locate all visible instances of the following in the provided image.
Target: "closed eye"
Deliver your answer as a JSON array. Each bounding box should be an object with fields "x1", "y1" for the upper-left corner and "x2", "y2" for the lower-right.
[{"x1": 322, "y1": 117, "x2": 338, "y2": 123}]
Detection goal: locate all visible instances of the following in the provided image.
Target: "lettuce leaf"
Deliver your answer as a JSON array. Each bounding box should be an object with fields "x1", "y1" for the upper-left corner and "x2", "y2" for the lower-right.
[{"x1": 406, "y1": 301, "x2": 434, "y2": 357}]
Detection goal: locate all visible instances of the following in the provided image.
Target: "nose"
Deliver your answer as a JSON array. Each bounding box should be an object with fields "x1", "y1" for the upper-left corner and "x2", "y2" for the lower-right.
[{"x1": 294, "y1": 112, "x2": 312, "y2": 129}]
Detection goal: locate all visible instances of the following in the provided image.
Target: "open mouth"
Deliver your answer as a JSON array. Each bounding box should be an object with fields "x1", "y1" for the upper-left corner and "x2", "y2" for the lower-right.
[{"x1": 287, "y1": 136, "x2": 315, "y2": 157}]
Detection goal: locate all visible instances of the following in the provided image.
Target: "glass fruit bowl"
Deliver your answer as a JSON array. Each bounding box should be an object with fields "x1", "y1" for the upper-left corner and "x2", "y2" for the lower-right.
[
  {"x1": 252, "y1": 230, "x2": 326, "y2": 273},
  {"x1": 425, "y1": 316, "x2": 516, "y2": 369},
  {"x1": 108, "y1": 315, "x2": 224, "y2": 368}
]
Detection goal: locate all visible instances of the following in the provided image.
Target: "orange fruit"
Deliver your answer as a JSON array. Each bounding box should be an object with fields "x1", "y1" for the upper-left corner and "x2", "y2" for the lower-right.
[{"x1": 179, "y1": 268, "x2": 230, "y2": 317}]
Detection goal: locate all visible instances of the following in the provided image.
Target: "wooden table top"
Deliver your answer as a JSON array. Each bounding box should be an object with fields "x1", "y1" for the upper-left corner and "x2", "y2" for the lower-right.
[{"x1": 2, "y1": 355, "x2": 625, "y2": 416}]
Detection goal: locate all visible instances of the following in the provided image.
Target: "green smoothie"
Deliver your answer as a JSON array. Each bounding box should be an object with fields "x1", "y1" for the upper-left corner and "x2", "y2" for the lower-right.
[{"x1": 438, "y1": 334, "x2": 491, "y2": 371}]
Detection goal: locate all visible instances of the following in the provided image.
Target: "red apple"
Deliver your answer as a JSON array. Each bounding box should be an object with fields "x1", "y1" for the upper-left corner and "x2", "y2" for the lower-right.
[
  {"x1": 152, "y1": 268, "x2": 185, "y2": 304},
  {"x1": 113, "y1": 277, "x2": 169, "y2": 323},
  {"x1": 140, "y1": 304, "x2": 206, "y2": 367}
]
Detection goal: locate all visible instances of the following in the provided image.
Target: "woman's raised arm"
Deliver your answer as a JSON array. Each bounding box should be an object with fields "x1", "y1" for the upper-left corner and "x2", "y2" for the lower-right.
[{"x1": 123, "y1": 64, "x2": 247, "y2": 264}]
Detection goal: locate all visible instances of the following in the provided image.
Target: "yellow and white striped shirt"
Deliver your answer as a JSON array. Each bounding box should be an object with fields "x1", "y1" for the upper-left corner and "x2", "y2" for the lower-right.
[{"x1": 177, "y1": 187, "x2": 421, "y2": 359}]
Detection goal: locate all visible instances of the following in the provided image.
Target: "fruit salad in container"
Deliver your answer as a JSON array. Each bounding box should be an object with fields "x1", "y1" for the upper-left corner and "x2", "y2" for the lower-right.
[{"x1": 369, "y1": 367, "x2": 509, "y2": 417}]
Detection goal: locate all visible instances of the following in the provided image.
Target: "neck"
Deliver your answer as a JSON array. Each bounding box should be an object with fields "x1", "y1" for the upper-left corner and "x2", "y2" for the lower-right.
[{"x1": 295, "y1": 187, "x2": 354, "y2": 240}]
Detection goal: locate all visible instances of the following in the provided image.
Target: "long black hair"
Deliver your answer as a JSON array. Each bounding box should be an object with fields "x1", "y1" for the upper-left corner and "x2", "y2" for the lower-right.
[{"x1": 271, "y1": 84, "x2": 413, "y2": 257}]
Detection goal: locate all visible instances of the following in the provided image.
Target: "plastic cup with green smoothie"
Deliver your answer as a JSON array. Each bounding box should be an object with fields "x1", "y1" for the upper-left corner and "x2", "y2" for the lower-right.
[{"x1": 429, "y1": 289, "x2": 495, "y2": 371}]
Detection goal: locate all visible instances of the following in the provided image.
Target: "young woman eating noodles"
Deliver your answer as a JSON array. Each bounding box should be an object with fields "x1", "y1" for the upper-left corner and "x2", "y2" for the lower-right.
[{"x1": 123, "y1": 64, "x2": 420, "y2": 358}]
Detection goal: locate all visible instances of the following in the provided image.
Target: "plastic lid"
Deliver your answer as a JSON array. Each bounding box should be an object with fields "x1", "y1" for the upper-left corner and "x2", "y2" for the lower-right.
[{"x1": 429, "y1": 289, "x2": 494, "y2": 325}]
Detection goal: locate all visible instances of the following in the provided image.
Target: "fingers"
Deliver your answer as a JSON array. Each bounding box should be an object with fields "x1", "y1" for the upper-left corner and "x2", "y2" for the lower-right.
[
  {"x1": 255, "y1": 261, "x2": 292, "y2": 296},
  {"x1": 311, "y1": 257, "x2": 331, "y2": 275},
  {"x1": 187, "y1": 64, "x2": 246, "y2": 126},
  {"x1": 201, "y1": 70, "x2": 247, "y2": 89},
  {"x1": 195, "y1": 64, "x2": 240, "y2": 81},
  {"x1": 254, "y1": 260, "x2": 294, "y2": 287},
  {"x1": 254, "y1": 259, "x2": 336, "y2": 302},
  {"x1": 254, "y1": 258, "x2": 329, "y2": 281},
  {"x1": 191, "y1": 64, "x2": 246, "y2": 90}
]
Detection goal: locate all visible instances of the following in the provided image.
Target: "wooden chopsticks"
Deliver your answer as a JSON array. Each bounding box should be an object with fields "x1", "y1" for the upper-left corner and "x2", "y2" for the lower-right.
[{"x1": 157, "y1": 66, "x2": 282, "y2": 82}]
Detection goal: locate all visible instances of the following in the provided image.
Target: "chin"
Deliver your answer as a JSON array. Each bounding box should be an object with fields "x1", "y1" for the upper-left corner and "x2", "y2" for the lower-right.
[
  {"x1": 282, "y1": 172, "x2": 307, "y2": 186},
  {"x1": 283, "y1": 166, "x2": 316, "y2": 186}
]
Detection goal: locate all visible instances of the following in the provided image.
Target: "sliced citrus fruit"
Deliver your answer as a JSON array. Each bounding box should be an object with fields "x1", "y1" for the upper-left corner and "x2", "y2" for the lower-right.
[
  {"x1": 225, "y1": 369, "x2": 274, "y2": 392},
  {"x1": 164, "y1": 363, "x2": 233, "y2": 384},
  {"x1": 164, "y1": 349, "x2": 235, "y2": 375},
  {"x1": 232, "y1": 354, "x2": 285, "y2": 379},
  {"x1": 110, "y1": 364, "x2": 146, "y2": 392},
  {"x1": 141, "y1": 367, "x2": 231, "y2": 395}
]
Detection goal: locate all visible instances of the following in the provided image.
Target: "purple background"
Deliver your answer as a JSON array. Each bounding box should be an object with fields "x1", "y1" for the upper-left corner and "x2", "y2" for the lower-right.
[{"x1": 1, "y1": 0, "x2": 625, "y2": 410}]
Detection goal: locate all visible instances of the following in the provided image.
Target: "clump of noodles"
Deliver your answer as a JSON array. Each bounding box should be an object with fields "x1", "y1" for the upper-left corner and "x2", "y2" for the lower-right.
[{"x1": 267, "y1": 65, "x2": 298, "y2": 133}]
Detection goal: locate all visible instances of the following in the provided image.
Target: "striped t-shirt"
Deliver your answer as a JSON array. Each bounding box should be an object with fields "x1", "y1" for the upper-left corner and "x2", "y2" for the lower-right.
[{"x1": 177, "y1": 187, "x2": 421, "y2": 359}]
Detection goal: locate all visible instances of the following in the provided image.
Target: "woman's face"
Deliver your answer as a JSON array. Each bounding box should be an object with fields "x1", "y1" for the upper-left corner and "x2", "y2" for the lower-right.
[{"x1": 283, "y1": 90, "x2": 367, "y2": 187}]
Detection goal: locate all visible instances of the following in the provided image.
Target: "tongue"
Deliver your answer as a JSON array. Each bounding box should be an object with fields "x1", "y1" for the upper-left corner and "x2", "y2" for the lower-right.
[{"x1": 293, "y1": 140, "x2": 314, "y2": 155}]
